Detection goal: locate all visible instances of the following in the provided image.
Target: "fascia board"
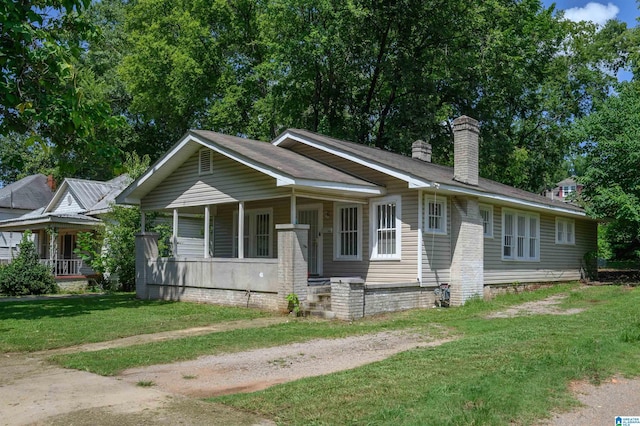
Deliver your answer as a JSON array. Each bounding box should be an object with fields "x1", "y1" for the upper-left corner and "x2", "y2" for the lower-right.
[
  {"x1": 273, "y1": 132, "x2": 433, "y2": 189},
  {"x1": 434, "y1": 183, "x2": 589, "y2": 218},
  {"x1": 289, "y1": 179, "x2": 386, "y2": 195}
]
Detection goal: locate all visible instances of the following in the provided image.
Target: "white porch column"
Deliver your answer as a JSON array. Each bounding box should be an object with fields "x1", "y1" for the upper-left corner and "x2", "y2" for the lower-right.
[
  {"x1": 140, "y1": 211, "x2": 146, "y2": 233},
  {"x1": 172, "y1": 208, "x2": 179, "y2": 257},
  {"x1": 204, "y1": 205, "x2": 210, "y2": 258},
  {"x1": 290, "y1": 189, "x2": 297, "y2": 224},
  {"x1": 238, "y1": 201, "x2": 245, "y2": 259}
]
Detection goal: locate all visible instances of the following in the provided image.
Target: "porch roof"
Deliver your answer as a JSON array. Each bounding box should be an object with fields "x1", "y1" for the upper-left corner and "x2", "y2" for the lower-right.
[
  {"x1": 0, "y1": 207, "x2": 102, "y2": 231},
  {"x1": 117, "y1": 131, "x2": 385, "y2": 205}
]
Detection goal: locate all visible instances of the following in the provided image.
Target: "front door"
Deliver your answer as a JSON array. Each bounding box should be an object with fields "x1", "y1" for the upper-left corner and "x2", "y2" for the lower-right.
[{"x1": 298, "y1": 205, "x2": 323, "y2": 276}]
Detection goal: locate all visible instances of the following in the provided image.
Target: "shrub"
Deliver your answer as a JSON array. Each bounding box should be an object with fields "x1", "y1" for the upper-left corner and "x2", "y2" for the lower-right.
[{"x1": 0, "y1": 231, "x2": 58, "y2": 296}]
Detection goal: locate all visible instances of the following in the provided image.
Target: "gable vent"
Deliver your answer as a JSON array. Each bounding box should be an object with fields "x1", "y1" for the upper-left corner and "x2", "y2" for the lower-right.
[{"x1": 199, "y1": 149, "x2": 212, "y2": 175}]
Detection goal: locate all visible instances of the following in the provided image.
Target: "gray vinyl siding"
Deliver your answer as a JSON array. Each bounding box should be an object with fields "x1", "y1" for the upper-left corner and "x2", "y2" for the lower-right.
[
  {"x1": 287, "y1": 143, "x2": 447, "y2": 285},
  {"x1": 212, "y1": 199, "x2": 291, "y2": 258},
  {"x1": 141, "y1": 150, "x2": 289, "y2": 211},
  {"x1": 484, "y1": 205, "x2": 597, "y2": 284},
  {"x1": 421, "y1": 195, "x2": 452, "y2": 286},
  {"x1": 51, "y1": 190, "x2": 82, "y2": 214}
]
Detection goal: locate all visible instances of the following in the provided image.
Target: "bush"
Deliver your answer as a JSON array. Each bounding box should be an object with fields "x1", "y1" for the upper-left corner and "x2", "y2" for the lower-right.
[{"x1": 0, "y1": 231, "x2": 58, "y2": 296}]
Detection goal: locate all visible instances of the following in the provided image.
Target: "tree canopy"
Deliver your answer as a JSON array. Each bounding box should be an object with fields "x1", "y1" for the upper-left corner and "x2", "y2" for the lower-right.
[{"x1": 0, "y1": 0, "x2": 637, "y2": 201}]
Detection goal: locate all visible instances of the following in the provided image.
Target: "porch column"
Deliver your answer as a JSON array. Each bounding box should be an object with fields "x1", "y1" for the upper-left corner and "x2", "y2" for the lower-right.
[
  {"x1": 238, "y1": 201, "x2": 245, "y2": 259},
  {"x1": 140, "y1": 211, "x2": 146, "y2": 233},
  {"x1": 449, "y1": 196, "x2": 484, "y2": 306},
  {"x1": 204, "y1": 205, "x2": 210, "y2": 258},
  {"x1": 172, "y1": 209, "x2": 179, "y2": 257},
  {"x1": 276, "y1": 224, "x2": 309, "y2": 310},
  {"x1": 290, "y1": 189, "x2": 297, "y2": 224},
  {"x1": 135, "y1": 232, "x2": 159, "y2": 300}
]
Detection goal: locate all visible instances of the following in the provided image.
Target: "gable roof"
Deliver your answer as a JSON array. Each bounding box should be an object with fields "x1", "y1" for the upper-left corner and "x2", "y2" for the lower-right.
[
  {"x1": 0, "y1": 175, "x2": 129, "y2": 231},
  {"x1": 45, "y1": 175, "x2": 130, "y2": 214},
  {"x1": 0, "y1": 174, "x2": 53, "y2": 210},
  {"x1": 274, "y1": 129, "x2": 587, "y2": 217},
  {"x1": 117, "y1": 131, "x2": 385, "y2": 205}
]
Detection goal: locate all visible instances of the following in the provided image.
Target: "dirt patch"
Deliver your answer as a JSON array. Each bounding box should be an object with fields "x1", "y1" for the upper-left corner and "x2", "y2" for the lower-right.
[
  {"x1": 119, "y1": 330, "x2": 454, "y2": 398},
  {"x1": 539, "y1": 376, "x2": 640, "y2": 425},
  {"x1": 485, "y1": 294, "x2": 584, "y2": 319}
]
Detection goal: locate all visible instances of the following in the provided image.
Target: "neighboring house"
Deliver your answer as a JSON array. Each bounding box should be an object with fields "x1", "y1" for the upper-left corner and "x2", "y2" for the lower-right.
[
  {"x1": 118, "y1": 116, "x2": 597, "y2": 318},
  {"x1": 542, "y1": 177, "x2": 583, "y2": 203},
  {"x1": 0, "y1": 175, "x2": 130, "y2": 281},
  {"x1": 0, "y1": 174, "x2": 55, "y2": 262}
]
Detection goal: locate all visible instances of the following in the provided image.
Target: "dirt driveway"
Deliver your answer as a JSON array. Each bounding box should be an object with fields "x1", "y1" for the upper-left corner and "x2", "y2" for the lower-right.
[{"x1": 1, "y1": 294, "x2": 639, "y2": 425}]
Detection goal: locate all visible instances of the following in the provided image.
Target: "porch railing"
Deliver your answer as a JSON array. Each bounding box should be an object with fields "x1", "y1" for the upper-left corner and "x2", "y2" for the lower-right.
[{"x1": 39, "y1": 259, "x2": 84, "y2": 276}]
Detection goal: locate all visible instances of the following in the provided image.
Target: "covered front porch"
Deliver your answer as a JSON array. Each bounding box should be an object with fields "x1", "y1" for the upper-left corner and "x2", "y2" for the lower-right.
[{"x1": 0, "y1": 216, "x2": 99, "y2": 279}]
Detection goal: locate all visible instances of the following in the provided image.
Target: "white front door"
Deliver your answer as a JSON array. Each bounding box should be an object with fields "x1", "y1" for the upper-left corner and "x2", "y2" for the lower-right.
[{"x1": 298, "y1": 205, "x2": 323, "y2": 276}]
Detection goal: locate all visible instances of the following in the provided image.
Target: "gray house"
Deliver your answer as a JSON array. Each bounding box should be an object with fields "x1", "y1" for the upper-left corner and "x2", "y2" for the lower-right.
[
  {"x1": 118, "y1": 116, "x2": 597, "y2": 318},
  {"x1": 0, "y1": 174, "x2": 55, "y2": 261},
  {"x1": 0, "y1": 175, "x2": 129, "y2": 281}
]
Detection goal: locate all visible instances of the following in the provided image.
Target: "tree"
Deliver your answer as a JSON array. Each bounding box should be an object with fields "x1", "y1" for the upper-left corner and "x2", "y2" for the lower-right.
[
  {"x1": 115, "y1": 0, "x2": 628, "y2": 193},
  {"x1": 0, "y1": 231, "x2": 57, "y2": 296},
  {"x1": 572, "y1": 81, "x2": 640, "y2": 259},
  {"x1": 1, "y1": 0, "x2": 126, "y2": 180}
]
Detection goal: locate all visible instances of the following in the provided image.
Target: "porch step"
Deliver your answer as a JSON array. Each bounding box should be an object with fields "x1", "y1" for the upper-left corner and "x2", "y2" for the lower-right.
[{"x1": 302, "y1": 290, "x2": 334, "y2": 319}]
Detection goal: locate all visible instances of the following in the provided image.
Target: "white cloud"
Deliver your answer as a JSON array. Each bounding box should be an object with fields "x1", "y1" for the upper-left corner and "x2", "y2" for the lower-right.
[{"x1": 563, "y1": 2, "x2": 620, "y2": 26}]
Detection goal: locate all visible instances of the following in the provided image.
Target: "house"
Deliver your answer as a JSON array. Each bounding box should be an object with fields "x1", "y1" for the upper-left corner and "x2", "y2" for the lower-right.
[
  {"x1": 0, "y1": 175, "x2": 130, "y2": 286},
  {"x1": 0, "y1": 174, "x2": 55, "y2": 262},
  {"x1": 117, "y1": 116, "x2": 597, "y2": 319},
  {"x1": 542, "y1": 177, "x2": 583, "y2": 203}
]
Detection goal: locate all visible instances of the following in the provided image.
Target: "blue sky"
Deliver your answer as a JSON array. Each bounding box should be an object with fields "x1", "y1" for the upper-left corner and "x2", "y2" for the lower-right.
[{"x1": 541, "y1": 1, "x2": 638, "y2": 27}]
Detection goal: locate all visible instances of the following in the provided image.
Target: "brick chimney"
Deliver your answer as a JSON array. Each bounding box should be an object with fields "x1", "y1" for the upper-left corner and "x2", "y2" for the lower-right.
[
  {"x1": 47, "y1": 175, "x2": 57, "y2": 192},
  {"x1": 412, "y1": 140, "x2": 432, "y2": 162},
  {"x1": 453, "y1": 115, "x2": 480, "y2": 186}
]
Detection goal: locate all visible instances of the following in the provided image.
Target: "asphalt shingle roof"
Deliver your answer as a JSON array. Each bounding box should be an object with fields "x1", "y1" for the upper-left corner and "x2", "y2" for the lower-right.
[{"x1": 0, "y1": 174, "x2": 53, "y2": 210}]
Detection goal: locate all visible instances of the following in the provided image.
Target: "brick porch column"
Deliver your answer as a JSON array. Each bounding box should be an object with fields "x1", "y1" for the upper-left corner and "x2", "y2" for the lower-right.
[
  {"x1": 135, "y1": 232, "x2": 159, "y2": 300},
  {"x1": 449, "y1": 197, "x2": 484, "y2": 306},
  {"x1": 276, "y1": 224, "x2": 309, "y2": 310}
]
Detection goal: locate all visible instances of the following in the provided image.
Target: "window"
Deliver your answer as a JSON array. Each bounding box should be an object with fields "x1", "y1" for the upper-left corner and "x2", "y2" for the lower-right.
[
  {"x1": 480, "y1": 204, "x2": 493, "y2": 238},
  {"x1": 233, "y1": 208, "x2": 273, "y2": 257},
  {"x1": 562, "y1": 185, "x2": 576, "y2": 198},
  {"x1": 556, "y1": 217, "x2": 575, "y2": 245},
  {"x1": 370, "y1": 196, "x2": 401, "y2": 260},
  {"x1": 502, "y1": 209, "x2": 539, "y2": 261},
  {"x1": 424, "y1": 195, "x2": 447, "y2": 234},
  {"x1": 199, "y1": 148, "x2": 213, "y2": 175},
  {"x1": 334, "y1": 203, "x2": 362, "y2": 260}
]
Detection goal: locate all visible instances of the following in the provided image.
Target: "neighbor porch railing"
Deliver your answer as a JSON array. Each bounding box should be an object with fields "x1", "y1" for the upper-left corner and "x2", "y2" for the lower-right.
[{"x1": 39, "y1": 259, "x2": 84, "y2": 276}]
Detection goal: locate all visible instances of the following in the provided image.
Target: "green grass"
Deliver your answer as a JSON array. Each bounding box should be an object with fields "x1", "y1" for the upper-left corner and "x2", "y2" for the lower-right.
[
  {"x1": 210, "y1": 285, "x2": 640, "y2": 425},
  {"x1": 51, "y1": 284, "x2": 572, "y2": 376},
  {"x1": 0, "y1": 293, "x2": 274, "y2": 352},
  {"x1": 16, "y1": 283, "x2": 640, "y2": 424}
]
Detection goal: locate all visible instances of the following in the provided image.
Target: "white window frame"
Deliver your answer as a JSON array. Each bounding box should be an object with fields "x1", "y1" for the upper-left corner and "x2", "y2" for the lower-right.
[
  {"x1": 480, "y1": 204, "x2": 493, "y2": 238},
  {"x1": 232, "y1": 208, "x2": 273, "y2": 258},
  {"x1": 556, "y1": 217, "x2": 575, "y2": 245},
  {"x1": 334, "y1": 203, "x2": 362, "y2": 261},
  {"x1": 370, "y1": 195, "x2": 402, "y2": 260},
  {"x1": 199, "y1": 148, "x2": 213, "y2": 175},
  {"x1": 502, "y1": 208, "x2": 540, "y2": 262},
  {"x1": 424, "y1": 195, "x2": 447, "y2": 235}
]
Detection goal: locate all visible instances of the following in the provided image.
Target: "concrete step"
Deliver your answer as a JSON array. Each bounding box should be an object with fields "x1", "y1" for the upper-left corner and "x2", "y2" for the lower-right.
[
  {"x1": 304, "y1": 309, "x2": 336, "y2": 319},
  {"x1": 306, "y1": 292, "x2": 331, "y2": 303}
]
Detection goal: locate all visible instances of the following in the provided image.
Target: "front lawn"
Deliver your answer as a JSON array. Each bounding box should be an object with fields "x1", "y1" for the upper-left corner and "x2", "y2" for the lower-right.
[
  {"x1": 215, "y1": 285, "x2": 640, "y2": 425},
  {"x1": 0, "y1": 293, "x2": 275, "y2": 352}
]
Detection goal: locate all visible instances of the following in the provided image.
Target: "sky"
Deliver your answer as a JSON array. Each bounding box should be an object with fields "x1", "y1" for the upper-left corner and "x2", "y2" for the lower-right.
[
  {"x1": 541, "y1": 1, "x2": 638, "y2": 28},
  {"x1": 542, "y1": 1, "x2": 637, "y2": 81}
]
